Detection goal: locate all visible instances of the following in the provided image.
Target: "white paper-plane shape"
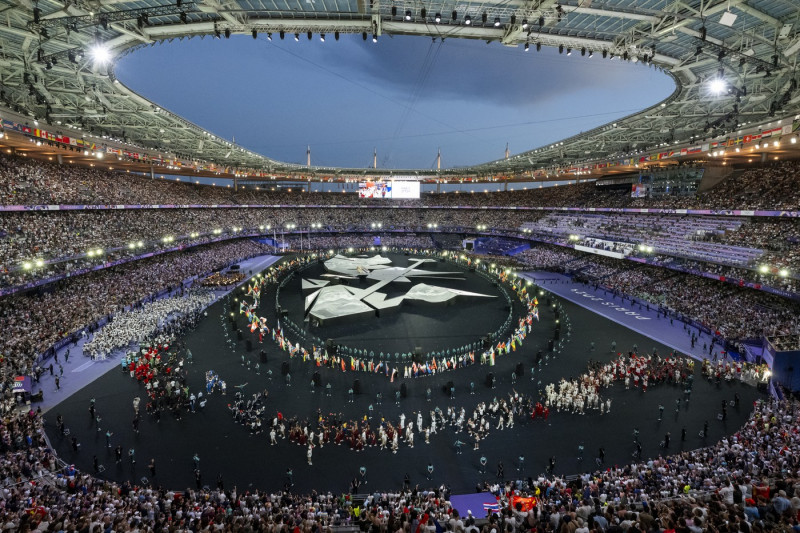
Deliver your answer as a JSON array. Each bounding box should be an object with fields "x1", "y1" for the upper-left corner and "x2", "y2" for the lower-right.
[
  {"x1": 304, "y1": 289, "x2": 322, "y2": 312},
  {"x1": 402, "y1": 283, "x2": 496, "y2": 303},
  {"x1": 366, "y1": 267, "x2": 463, "y2": 282},
  {"x1": 320, "y1": 274, "x2": 358, "y2": 280},
  {"x1": 308, "y1": 285, "x2": 374, "y2": 320},
  {"x1": 362, "y1": 292, "x2": 407, "y2": 310},
  {"x1": 324, "y1": 255, "x2": 393, "y2": 277},
  {"x1": 302, "y1": 278, "x2": 330, "y2": 292}
]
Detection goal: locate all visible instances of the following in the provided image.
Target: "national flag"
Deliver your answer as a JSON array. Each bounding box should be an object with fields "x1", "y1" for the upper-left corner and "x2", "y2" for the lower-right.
[
  {"x1": 483, "y1": 502, "x2": 500, "y2": 514},
  {"x1": 509, "y1": 494, "x2": 537, "y2": 512}
]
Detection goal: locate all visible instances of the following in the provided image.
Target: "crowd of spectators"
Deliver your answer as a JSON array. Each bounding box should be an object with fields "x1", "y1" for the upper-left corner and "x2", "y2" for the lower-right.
[
  {"x1": 514, "y1": 245, "x2": 800, "y2": 341},
  {"x1": 280, "y1": 234, "x2": 435, "y2": 252},
  {"x1": 3, "y1": 152, "x2": 800, "y2": 211},
  {"x1": 0, "y1": 238, "x2": 273, "y2": 389},
  {"x1": 0, "y1": 386, "x2": 799, "y2": 531},
  {"x1": 2, "y1": 153, "x2": 800, "y2": 529},
  {"x1": 2, "y1": 152, "x2": 800, "y2": 292}
]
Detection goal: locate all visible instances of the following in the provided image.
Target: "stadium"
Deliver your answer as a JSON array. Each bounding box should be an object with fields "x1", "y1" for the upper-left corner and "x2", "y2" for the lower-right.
[{"x1": 1, "y1": 0, "x2": 800, "y2": 530}]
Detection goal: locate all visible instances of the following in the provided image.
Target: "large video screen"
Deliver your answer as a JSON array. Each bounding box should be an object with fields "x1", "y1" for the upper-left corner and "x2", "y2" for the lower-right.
[
  {"x1": 358, "y1": 180, "x2": 420, "y2": 199},
  {"x1": 390, "y1": 181, "x2": 420, "y2": 199},
  {"x1": 358, "y1": 181, "x2": 391, "y2": 198}
]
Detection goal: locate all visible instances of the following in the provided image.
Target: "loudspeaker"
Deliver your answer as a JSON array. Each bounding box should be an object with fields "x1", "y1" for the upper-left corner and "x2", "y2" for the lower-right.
[
  {"x1": 237, "y1": 331, "x2": 243, "y2": 341},
  {"x1": 492, "y1": 281, "x2": 499, "y2": 287},
  {"x1": 313, "y1": 372, "x2": 321, "y2": 386},
  {"x1": 281, "y1": 361, "x2": 290, "y2": 375},
  {"x1": 412, "y1": 351, "x2": 422, "y2": 364},
  {"x1": 353, "y1": 379, "x2": 361, "y2": 395},
  {"x1": 400, "y1": 383, "x2": 407, "y2": 398},
  {"x1": 548, "y1": 339, "x2": 554, "y2": 351},
  {"x1": 230, "y1": 264, "x2": 240, "y2": 271},
  {"x1": 260, "y1": 350, "x2": 267, "y2": 363},
  {"x1": 325, "y1": 339, "x2": 336, "y2": 353},
  {"x1": 482, "y1": 336, "x2": 490, "y2": 349},
  {"x1": 486, "y1": 373, "x2": 494, "y2": 387},
  {"x1": 280, "y1": 309, "x2": 288, "y2": 318},
  {"x1": 414, "y1": 346, "x2": 422, "y2": 357},
  {"x1": 554, "y1": 329, "x2": 560, "y2": 340},
  {"x1": 516, "y1": 362, "x2": 524, "y2": 377},
  {"x1": 445, "y1": 381, "x2": 454, "y2": 396},
  {"x1": 469, "y1": 266, "x2": 475, "y2": 272},
  {"x1": 246, "y1": 340, "x2": 253, "y2": 352}
]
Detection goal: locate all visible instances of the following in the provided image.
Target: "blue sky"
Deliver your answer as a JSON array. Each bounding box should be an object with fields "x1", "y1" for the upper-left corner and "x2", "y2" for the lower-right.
[{"x1": 116, "y1": 34, "x2": 675, "y2": 169}]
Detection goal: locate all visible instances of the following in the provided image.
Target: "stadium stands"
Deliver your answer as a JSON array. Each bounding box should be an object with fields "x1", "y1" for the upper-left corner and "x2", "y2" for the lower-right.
[{"x1": 2, "y1": 152, "x2": 800, "y2": 530}]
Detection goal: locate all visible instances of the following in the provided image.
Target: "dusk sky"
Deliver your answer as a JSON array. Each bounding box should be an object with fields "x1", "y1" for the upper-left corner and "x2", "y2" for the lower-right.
[{"x1": 116, "y1": 34, "x2": 675, "y2": 169}]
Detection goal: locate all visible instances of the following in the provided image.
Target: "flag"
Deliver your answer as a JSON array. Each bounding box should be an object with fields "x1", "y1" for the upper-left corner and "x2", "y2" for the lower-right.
[
  {"x1": 483, "y1": 502, "x2": 500, "y2": 514},
  {"x1": 510, "y1": 494, "x2": 537, "y2": 512}
]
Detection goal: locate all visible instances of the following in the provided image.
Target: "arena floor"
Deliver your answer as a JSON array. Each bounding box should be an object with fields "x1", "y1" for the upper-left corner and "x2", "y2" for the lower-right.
[{"x1": 44, "y1": 254, "x2": 765, "y2": 494}]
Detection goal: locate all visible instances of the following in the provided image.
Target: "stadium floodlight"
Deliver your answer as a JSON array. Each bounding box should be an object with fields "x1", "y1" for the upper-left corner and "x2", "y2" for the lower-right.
[
  {"x1": 779, "y1": 269, "x2": 790, "y2": 277},
  {"x1": 89, "y1": 44, "x2": 111, "y2": 65},
  {"x1": 434, "y1": 12, "x2": 441, "y2": 23},
  {"x1": 708, "y1": 78, "x2": 727, "y2": 95},
  {"x1": 494, "y1": 17, "x2": 501, "y2": 27},
  {"x1": 22, "y1": 261, "x2": 32, "y2": 270},
  {"x1": 759, "y1": 265, "x2": 769, "y2": 274},
  {"x1": 464, "y1": 15, "x2": 471, "y2": 25},
  {"x1": 405, "y1": 10, "x2": 412, "y2": 20},
  {"x1": 372, "y1": 34, "x2": 377, "y2": 42}
]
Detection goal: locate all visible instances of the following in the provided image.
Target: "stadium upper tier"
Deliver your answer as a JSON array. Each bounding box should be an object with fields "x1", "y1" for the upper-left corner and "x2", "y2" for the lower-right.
[
  {"x1": 2, "y1": 152, "x2": 800, "y2": 210},
  {"x1": 2, "y1": 0, "x2": 800, "y2": 173},
  {"x1": 1, "y1": 154, "x2": 799, "y2": 292}
]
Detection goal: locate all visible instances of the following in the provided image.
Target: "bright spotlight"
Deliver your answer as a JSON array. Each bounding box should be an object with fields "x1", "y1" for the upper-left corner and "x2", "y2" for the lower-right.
[
  {"x1": 90, "y1": 44, "x2": 112, "y2": 65},
  {"x1": 708, "y1": 78, "x2": 727, "y2": 95}
]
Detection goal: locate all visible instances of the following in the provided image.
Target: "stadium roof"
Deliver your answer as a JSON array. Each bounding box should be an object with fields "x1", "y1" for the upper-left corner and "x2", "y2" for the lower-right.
[{"x1": 2, "y1": 0, "x2": 800, "y2": 176}]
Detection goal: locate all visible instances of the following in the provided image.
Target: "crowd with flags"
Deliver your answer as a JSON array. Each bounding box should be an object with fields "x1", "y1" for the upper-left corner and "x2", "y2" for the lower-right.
[{"x1": 237, "y1": 257, "x2": 542, "y2": 382}]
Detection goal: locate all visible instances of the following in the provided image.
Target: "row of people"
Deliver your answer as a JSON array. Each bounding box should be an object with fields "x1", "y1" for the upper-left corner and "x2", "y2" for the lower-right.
[
  {"x1": 2, "y1": 150, "x2": 800, "y2": 210},
  {"x1": 1, "y1": 386, "x2": 799, "y2": 532}
]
